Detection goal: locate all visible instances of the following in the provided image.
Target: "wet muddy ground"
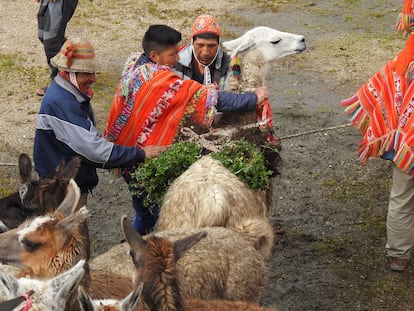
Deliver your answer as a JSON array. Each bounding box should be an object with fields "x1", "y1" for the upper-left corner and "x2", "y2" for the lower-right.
[{"x1": 2, "y1": 0, "x2": 414, "y2": 310}]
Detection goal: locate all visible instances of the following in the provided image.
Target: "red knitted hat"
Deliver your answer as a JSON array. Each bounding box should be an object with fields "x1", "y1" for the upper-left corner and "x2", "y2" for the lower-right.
[{"x1": 191, "y1": 15, "x2": 222, "y2": 38}]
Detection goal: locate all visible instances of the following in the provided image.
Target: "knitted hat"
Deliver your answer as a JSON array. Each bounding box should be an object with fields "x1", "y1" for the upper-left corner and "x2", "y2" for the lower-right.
[
  {"x1": 191, "y1": 15, "x2": 222, "y2": 38},
  {"x1": 51, "y1": 38, "x2": 100, "y2": 73}
]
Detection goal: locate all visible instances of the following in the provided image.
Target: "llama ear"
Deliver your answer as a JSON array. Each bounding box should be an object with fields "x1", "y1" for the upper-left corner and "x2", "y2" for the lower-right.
[
  {"x1": 55, "y1": 157, "x2": 81, "y2": 181},
  {"x1": 0, "y1": 271, "x2": 20, "y2": 298},
  {"x1": 56, "y1": 179, "x2": 81, "y2": 216},
  {"x1": 18, "y1": 154, "x2": 33, "y2": 183},
  {"x1": 223, "y1": 36, "x2": 256, "y2": 58},
  {"x1": 57, "y1": 207, "x2": 88, "y2": 241},
  {"x1": 173, "y1": 231, "x2": 207, "y2": 261},
  {"x1": 47, "y1": 260, "x2": 85, "y2": 309},
  {"x1": 77, "y1": 286, "x2": 96, "y2": 311},
  {"x1": 46, "y1": 160, "x2": 66, "y2": 179},
  {"x1": 121, "y1": 215, "x2": 146, "y2": 263},
  {"x1": 120, "y1": 282, "x2": 143, "y2": 311}
]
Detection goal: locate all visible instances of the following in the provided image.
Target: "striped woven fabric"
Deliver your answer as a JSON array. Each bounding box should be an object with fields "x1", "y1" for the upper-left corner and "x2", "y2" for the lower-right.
[
  {"x1": 342, "y1": 57, "x2": 414, "y2": 175},
  {"x1": 395, "y1": 0, "x2": 414, "y2": 35},
  {"x1": 105, "y1": 53, "x2": 219, "y2": 149}
]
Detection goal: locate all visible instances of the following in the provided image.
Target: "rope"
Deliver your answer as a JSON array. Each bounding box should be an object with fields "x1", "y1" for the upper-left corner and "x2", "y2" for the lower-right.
[
  {"x1": 279, "y1": 122, "x2": 352, "y2": 140},
  {"x1": 0, "y1": 123, "x2": 353, "y2": 167}
]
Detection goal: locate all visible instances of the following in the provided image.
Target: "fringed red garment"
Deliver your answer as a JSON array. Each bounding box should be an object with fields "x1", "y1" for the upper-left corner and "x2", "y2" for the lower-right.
[
  {"x1": 395, "y1": 0, "x2": 414, "y2": 35},
  {"x1": 342, "y1": 53, "x2": 414, "y2": 175}
]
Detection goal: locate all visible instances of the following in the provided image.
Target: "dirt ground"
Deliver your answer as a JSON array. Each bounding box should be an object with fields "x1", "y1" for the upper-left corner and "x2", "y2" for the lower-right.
[{"x1": 2, "y1": 0, "x2": 414, "y2": 310}]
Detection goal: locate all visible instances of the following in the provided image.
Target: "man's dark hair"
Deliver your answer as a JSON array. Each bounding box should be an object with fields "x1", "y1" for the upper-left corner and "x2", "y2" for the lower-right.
[
  {"x1": 142, "y1": 25, "x2": 182, "y2": 55},
  {"x1": 193, "y1": 33, "x2": 220, "y2": 43}
]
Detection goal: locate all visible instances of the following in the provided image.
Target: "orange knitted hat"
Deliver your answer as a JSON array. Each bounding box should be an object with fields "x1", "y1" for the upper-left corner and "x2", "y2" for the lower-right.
[{"x1": 191, "y1": 15, "x2": 222, "y2": 38}]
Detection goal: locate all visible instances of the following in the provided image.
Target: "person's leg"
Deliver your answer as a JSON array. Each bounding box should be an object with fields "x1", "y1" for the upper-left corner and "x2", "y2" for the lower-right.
[
  {"x1": 131, "y1": 194, "x2": 160, "y2": 235},
  {"x1": 43, "y1": 0, "x2": 78, "y2": 79},
  {"x1": 37, "y1": 0, "x2": 79, "y2": 95},
  {"x1": 386, "y1": 165, "x2": 414, "y2": 267},
  {"x1": 122, "y1": 172, "x2": 159, "y2": 235},
  {"x1": 36, "y1": 0, "x2": 50, "y2": 95}
]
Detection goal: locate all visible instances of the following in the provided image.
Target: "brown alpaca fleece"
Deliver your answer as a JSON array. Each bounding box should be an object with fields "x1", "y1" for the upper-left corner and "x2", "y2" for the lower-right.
[
  {"x1": 92, "y1": 222, "x2": 270, "y2": 303},
  {"x1": 88, "y1": 270, "x2": 134, "y2": 300}
]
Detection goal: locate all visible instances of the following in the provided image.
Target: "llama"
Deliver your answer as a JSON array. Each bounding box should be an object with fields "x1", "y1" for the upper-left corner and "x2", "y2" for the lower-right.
[
  {"x1": 0, "y1": 179, "x2": 87, "y2": 279},
  {"x1": 120, "y1": 215, "x2": 280, "y2": 311},
  {"x1": 218, "y1": 26, "x2": 306, "y2": 129},
  {"x1": 0, "y1": 259, "x2": 86, "y2": 311},
  {"x1": 0, "y1": 180, "x2": 134, "y2": 300},
  {"x1": 223, "y1": 26, "x2": 306, "y2": 92},
  {"x1": 0, "y1": 154, "x2": 80, "y2": 232},
  {"x1": 0, "y1": 178, "x2": 273, "y2": 302},
  {"x1": 159, "y1": 26, "x2": 306, "y2": 232},
  {"x1": 182, "y1": 26, "x2": 305, "y2": 138},
  {"x1": 90, "y1": 216, "x2": 274, "y2": 303},
  {"x1": 156, "y1": 155, "x2": 270, "y2": 231}
]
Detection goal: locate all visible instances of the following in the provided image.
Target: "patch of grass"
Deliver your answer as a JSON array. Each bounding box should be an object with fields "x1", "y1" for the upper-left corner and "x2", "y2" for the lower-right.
[
  {"x1": 323, "y1": 177, "x2": 390, "y2": 204},
  {"x1": 0, "y1": 53, "x2": 15, "y2": 71},
  {"x1": 0, "y1": 168, "x2": 19, "y2": 197}
]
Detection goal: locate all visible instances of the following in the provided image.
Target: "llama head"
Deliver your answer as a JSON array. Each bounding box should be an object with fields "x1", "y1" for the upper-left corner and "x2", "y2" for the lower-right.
[
  {"x1": 0, "y1": 155, "x2": 81, "y2": 231},
  {"x1": 19, "y1": 155, "x2": 81, "y2": 213},
  {"x1": 77, "y1": 282, "x2": 143, "y2": 311},
  {"x1": 0, "y1": 180, "x2": 89, "y2": 279},
  {"x1": 0, "y1": 259, "x2": 86, "y2": 310},
  {"x1": 120, "y1": 215, "x2": 207, "y2": 309},
  {"x1": 222, "y1": 26, "x2": 306, "y2": 62}
]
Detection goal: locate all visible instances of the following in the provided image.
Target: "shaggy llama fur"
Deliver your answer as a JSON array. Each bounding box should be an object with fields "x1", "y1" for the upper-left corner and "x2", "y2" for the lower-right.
[
  {"x1": 120, "y1": 216, "x2": 279, "y2": 311},
  {"x1": 157, "y1": 155, "x2": 270, "y2": 232},
  {"x1": 91, "y1": 217, "x2": 274, "y2": 303}
]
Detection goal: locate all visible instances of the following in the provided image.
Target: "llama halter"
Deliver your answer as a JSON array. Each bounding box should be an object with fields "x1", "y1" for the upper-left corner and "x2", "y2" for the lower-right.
[{"x1": 19, "y1": 291, "x2": 33, "y2": 311}]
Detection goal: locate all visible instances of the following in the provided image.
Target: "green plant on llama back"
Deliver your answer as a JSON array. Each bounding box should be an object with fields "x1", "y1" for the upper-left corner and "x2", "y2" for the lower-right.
[{"x1": 130, "y1": 140, "x2": 272, "y2": 210}]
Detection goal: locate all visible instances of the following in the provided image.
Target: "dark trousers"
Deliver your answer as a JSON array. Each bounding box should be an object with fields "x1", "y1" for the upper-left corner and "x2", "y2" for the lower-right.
[
  {"x1": 122, "y1": 171, "x2": 160, "y2": 235},
  {"x1": 37, "y1": 0, "x2": 78, "y2": 79}
]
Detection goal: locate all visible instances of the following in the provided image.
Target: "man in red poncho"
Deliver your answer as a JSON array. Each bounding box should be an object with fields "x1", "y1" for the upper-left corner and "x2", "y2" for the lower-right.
[
  {"x1": 342, "y1": 0, "x2": 414, "y2": 272},
  {"x1": 105, "y1": 25, "x2": 270, "y2": 235}
]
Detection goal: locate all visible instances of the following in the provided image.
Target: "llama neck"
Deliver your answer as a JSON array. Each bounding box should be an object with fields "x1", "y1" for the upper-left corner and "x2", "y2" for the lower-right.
[
  {"x1": 242, "y1": 49, "x2": 266, "y2": 89},
  {"x1": 142, "y1": 239, "x2": 184, "y2": 311},
  {"x1": 48, "y1": 220, "x2": 90, "y2": 278}
]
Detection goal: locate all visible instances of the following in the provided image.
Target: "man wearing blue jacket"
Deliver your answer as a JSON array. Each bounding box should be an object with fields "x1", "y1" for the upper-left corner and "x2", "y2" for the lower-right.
[{"x1": 34, "y1": 38, "x2": 165, "y2": 207}]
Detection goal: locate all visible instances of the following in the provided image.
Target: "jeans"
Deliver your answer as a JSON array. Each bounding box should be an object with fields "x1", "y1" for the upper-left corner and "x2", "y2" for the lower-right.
[{"x1": 122, "y1": 171, "x2": 159, "y2": 235}]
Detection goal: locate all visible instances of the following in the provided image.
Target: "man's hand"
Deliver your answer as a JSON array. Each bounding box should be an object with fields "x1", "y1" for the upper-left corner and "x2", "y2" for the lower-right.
[
  {"x1": 254, "y1": 86, "x2": 269, "y2": 105},
  {"x1": 142, "y1": 145, "x2": 168, "y2": 159}
]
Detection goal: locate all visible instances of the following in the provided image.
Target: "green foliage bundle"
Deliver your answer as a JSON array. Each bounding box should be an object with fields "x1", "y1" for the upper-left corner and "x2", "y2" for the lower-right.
[
  {"x1": 130, "y1": 141, "x2": 201, "y2": 210},
  {"x1": 130, "y1": 140, "x2": 272, "y2": 209},
  {"x1": 211, "y1": 140, "x2": 272, "y2": 191}
]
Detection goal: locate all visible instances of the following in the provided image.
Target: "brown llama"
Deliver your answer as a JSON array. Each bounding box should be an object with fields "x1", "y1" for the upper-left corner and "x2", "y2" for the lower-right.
[
  {"x1": 0, "y1": 180, "x2": 134, "y2": 300},
  {"x1": 91, "y1": 216, "x2": 273, "y2": 303},
  {"x1": 0, "y1": 154, "x2": 80, "y2": 232},
  {"x1": 121, "y1": 215, "x2": 280, "y2": 311}
]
